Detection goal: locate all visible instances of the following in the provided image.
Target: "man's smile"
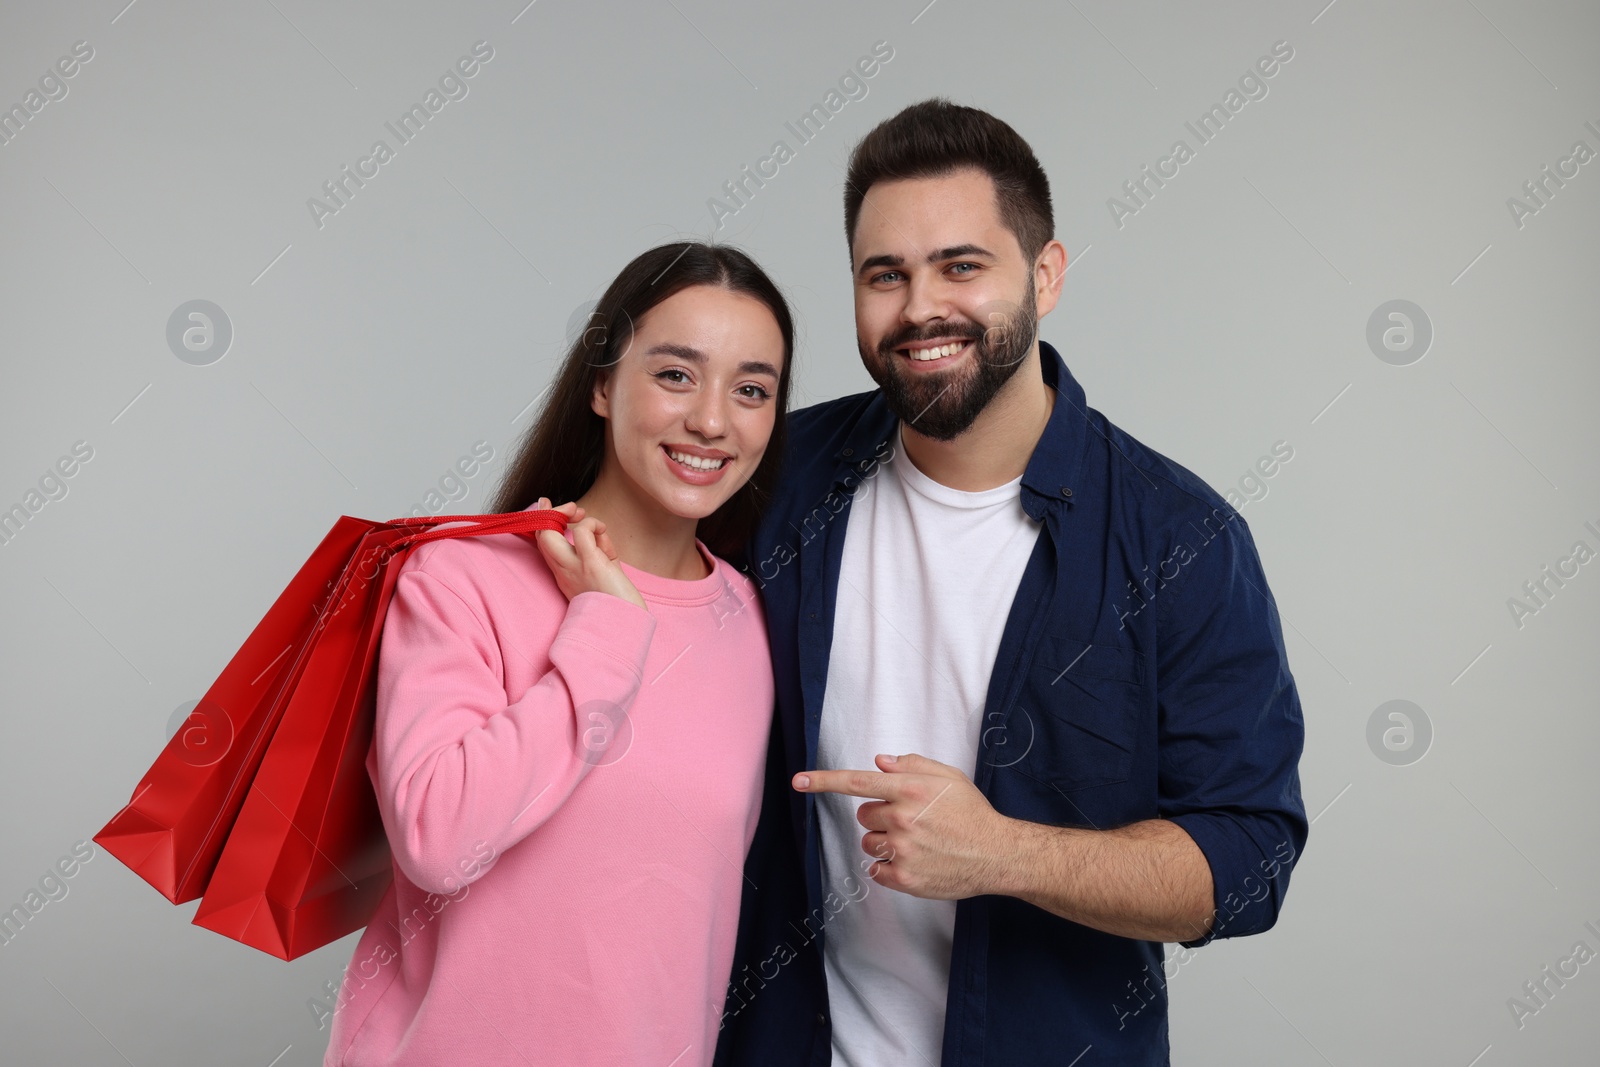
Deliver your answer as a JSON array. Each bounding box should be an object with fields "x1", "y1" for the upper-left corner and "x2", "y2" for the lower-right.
[{"x1": 896, "y1": 337, "x2": 973, "y2": 368}]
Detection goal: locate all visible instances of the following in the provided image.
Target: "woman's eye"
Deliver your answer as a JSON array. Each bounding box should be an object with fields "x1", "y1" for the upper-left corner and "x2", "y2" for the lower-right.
[
  {"x1": 739, "y1": 384, "x2": 772, "y2": 400},
  {"x1": 655, "y1": 369, "x2": 689, "y2": 384}
]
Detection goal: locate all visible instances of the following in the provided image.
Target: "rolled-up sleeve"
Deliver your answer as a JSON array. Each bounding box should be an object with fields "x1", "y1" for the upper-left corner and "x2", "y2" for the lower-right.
[{"x1": 1153, "y1": 510, "x2": 1308, "y2": 949}]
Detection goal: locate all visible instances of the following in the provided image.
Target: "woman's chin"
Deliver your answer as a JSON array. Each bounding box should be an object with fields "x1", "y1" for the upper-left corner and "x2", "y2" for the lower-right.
[
  {"x1": 649, "y1": 468, "x2": 749, "y2": 519},
  {"x1": 646, "y1": 487, "x2": 729, "y2": 522}
]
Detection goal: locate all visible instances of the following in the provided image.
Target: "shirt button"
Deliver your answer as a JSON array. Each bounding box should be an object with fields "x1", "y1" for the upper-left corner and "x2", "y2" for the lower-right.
[
  {"x1": 1060, "y1": 486, "x2": 1073, "y2": 497},
  {"x1": 842, "y1": 448, "x2": 854, "y2": 457},
  {"x1": 816, "y1": 1012, "x2": 827, "y2": 1024}
]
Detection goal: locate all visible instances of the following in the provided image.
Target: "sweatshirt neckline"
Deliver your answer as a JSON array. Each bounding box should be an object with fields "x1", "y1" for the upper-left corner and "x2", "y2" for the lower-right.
[{"x1": 617, "y1": 538, "x2": 727, "y2": 606}]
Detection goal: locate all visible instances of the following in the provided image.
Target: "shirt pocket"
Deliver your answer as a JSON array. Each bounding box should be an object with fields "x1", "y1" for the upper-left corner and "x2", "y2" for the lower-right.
[{"x1": 1012, "y1": 633, "x2": 1144, "y2": 792}]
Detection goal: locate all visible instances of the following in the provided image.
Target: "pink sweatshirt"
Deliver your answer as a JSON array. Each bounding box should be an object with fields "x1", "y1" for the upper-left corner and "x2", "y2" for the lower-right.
[{"x1": 323, "y1": 518, "x2": 773, "y2": 1067}]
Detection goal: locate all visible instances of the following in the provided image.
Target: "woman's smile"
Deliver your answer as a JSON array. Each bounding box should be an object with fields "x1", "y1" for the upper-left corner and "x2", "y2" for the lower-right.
[{"x1": 662, "y1": 443, "x2": 732, "y2": 484}]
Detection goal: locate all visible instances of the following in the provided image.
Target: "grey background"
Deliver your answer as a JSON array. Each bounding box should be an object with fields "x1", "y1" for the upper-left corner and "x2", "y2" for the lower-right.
[{"x1": 2, "y1": 0, "x2": 1596, "y2": 1064}]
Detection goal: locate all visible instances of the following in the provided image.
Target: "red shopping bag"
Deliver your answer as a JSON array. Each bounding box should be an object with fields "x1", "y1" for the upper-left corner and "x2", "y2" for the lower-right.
[{"x1": 95, "y1": 510, "x2": 568, "y2": 958}]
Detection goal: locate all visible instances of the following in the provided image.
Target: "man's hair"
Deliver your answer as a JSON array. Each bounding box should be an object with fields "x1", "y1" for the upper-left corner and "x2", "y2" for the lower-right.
[{"x1": 844, "y1": 98, "x2": 1054, "y2": 261}]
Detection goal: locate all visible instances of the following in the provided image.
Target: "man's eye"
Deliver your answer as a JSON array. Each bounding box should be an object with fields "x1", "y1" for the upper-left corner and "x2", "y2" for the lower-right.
[
  {"x1": 873, "y1": 271, "x2": 903, "y2": 285},
  {"x1": 949, "y1": 262, "x2": 978, "y2": 275}
]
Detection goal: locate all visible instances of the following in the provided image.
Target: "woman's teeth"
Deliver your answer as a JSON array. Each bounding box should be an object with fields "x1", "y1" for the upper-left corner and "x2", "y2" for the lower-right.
[
  {"x1": 907, "y1": 341, "x2": 966, "y2": 361},
  {"x1": 667, "y1": 449, "x2": 727, "y2": 470}
]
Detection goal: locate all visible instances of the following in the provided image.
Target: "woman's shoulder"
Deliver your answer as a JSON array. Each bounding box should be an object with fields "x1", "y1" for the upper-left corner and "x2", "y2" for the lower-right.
[{"x1": 401, "y1": 526, "x2": 562, "y2": 613}]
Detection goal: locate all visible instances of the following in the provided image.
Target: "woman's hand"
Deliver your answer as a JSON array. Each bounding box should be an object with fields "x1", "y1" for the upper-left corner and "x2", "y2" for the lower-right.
[
  {"x1": 531, "y1": 498, "x2": 645, "y2": 611},
  {"x1": 530, "y1": 497, "x2": 619, "y2": 560}
]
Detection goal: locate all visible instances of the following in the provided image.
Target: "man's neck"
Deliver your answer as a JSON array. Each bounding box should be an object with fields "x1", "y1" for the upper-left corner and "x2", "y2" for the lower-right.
[{"x1": 895, "y1": 345, "x2": 1056, "y2": 492}]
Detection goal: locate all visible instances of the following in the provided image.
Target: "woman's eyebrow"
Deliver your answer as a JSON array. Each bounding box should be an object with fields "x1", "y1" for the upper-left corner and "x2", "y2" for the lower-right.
[
  {"x1": 645, "y1": 343, "x2": 779, "y2": 378},
  {"x1": 645, "y1": 342, "x2": 705, "y2": 362}
]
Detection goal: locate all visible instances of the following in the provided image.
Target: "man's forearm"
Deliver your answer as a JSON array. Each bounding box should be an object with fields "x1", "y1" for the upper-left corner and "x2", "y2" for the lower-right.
[{"x1": 992, "y1": 816, "x2": 1214, "y2": 943}]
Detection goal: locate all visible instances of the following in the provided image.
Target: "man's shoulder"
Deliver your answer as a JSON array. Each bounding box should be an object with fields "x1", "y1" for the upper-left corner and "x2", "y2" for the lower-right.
[
  {"x1": 1092, "y1": 408, "x2": 1245, "y2": 532},
  {"x1": 771, "y1": 387, "x2": 887, "y2": 497},
  {"x1": 786, "y1": 387, "x2": 883, "y2": 450},
  {"x1": 742, "y1": 388, "x2": 884, "y2": 563}
]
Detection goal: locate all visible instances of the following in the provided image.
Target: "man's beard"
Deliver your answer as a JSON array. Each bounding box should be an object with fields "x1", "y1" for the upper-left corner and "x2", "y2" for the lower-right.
[{"x1": 860, "y1": 276, "x2": 1039, "y2": 442}]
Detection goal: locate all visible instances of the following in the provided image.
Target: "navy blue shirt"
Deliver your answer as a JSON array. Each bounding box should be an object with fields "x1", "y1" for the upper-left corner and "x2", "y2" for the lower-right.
[{"x1": 713, "y1": 341, "x2": 1307, "y2": 1066}]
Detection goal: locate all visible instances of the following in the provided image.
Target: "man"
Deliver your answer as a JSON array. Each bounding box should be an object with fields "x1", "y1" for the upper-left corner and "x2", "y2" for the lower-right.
[{"x1": 714, "y1": 99, "x2": 1307, "y2": 1067}]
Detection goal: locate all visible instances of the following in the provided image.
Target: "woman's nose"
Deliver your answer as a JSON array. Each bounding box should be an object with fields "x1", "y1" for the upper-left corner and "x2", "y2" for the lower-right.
[{"x1": 684, "y1": 392, "x2": 727, "y2": 437}]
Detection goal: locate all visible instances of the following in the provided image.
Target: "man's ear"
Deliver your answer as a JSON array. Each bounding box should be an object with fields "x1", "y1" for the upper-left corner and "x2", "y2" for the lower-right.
[
  {"x1": 1033, "y1": 239, "x2": 1069, "y2": 320},
  {"x1": 590, "y1": 369, "x2": 612, "y2": 419}
]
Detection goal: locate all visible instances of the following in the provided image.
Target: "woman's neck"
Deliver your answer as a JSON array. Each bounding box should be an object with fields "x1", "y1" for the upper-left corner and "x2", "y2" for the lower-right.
[{"x1": 573, "y1": 477, "x2": 710, "y2": 581}]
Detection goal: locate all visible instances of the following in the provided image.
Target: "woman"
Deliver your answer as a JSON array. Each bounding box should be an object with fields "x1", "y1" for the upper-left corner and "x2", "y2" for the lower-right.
[{"x1": 324, "y1": 242, "x2": 795, "y2": 1066}]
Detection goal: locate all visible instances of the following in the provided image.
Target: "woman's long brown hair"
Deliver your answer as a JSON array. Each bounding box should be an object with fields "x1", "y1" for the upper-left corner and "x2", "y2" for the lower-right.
[{"x1": 487, "y1": 242, "x2": 796, "y2": 561}]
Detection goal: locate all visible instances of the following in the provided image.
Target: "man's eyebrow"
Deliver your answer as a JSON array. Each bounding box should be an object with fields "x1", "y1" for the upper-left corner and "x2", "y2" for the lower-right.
[
  {"x1": 856, "y1": 244, "x2": 998, "y2": 278},
  {"x1": 857, "y1": 253, "x2": 905, "y2": 276},
  {"x1": 644, "y1": 342, "x2": 780, "y2": 378},
  {"x1": 930, "y1": 243, "x2": 996, "y2": 262}
]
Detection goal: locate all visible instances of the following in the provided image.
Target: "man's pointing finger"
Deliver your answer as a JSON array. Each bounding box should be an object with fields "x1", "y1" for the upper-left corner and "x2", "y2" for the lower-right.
[{"x1": 793, "y1": 768, "x2": 902, "y2": 800}]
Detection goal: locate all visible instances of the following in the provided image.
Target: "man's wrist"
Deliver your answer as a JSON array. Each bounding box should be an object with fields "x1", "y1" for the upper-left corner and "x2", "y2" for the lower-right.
[{"x1": 989, "y1": 814, "x2": 1048, "y2": 900}]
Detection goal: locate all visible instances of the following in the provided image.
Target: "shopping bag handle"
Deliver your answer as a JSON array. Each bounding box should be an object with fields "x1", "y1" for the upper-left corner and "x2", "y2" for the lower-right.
[{"x1": 386, "y1": 509, "x2": 570, "y2": 550}]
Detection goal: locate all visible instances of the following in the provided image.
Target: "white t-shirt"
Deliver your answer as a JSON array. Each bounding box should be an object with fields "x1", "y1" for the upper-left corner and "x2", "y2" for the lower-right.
[{"x1": 816, "y1": 419, "x2": 1042, "y2": 1066}]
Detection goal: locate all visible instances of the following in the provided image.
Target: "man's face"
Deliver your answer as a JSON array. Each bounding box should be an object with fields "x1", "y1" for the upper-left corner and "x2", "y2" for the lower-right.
[{"x1": 851, "y1": 167, "x2": 1045, "y2": 441}]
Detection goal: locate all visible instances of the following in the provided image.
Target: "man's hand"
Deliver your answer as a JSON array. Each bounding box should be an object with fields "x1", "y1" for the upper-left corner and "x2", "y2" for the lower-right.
[
  {"x1": 797, "y1": 752, "x2": 1216, "y2": 940},
  {"x1": 794, "y1": 753, "x2": 1016, "y2": 900}
]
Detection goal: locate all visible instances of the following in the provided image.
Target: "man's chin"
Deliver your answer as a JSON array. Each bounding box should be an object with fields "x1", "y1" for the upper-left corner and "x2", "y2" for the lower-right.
[
  {"x1": 906, "y1": 413, "x2": 982, "y2": 443},
  {"x1": 888, "y1": 392, "x2": 983, "y2": 441},
  {"x1": 878, "y1": 359, "x2": 968, "y2": 398}
]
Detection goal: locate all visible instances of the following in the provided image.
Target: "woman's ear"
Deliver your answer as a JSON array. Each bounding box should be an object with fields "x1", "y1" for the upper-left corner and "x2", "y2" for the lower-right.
[{"x1": 590, "y1": 369, "x2": 611, "y2": 419}]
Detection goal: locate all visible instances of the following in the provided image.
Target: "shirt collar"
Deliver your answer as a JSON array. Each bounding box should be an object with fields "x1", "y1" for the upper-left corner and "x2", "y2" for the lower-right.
[{"x1": 828, "y1": 340, "x2": 1089, "y2": 520}]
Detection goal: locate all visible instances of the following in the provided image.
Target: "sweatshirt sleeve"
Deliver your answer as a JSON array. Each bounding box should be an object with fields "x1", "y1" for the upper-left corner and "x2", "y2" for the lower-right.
[{"x1": 371, "y1": 562, "x2": 656, "y2": 896}]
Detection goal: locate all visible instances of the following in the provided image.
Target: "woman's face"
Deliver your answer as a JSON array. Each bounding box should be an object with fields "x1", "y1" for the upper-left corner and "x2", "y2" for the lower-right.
[{"x1": 591, "y1": 284, "x2": 785, "y2": 521}]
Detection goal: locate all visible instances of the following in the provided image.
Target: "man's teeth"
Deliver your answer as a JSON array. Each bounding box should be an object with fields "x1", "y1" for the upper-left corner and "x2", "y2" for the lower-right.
[
  {"x1": 907, "y1": 341, "x2": 966, "y2": 361},
  {"x1": 668, "y1": 449, "x2": 726, "y2": 470}
]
